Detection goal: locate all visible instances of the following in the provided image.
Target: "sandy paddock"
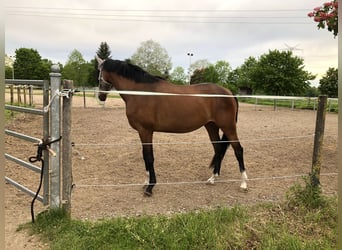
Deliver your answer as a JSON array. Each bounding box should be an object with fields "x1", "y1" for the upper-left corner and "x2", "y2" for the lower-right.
[{"x1": 4, "y1": 94, "x2": 338, "y2": 249}]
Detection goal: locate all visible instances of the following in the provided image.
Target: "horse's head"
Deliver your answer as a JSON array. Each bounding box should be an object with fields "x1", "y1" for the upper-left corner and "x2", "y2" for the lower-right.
[{"x1": 96, "y1": 55, "x2": 112, "y2": 102}]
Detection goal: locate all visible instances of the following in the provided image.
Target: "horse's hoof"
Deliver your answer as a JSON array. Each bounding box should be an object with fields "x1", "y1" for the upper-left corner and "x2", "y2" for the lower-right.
[
  {"x1": 144, "y1": 190, "x2": 153, "y2": 197},
  {"x1": 239, "y1": 187, "x2": 249, "y2": 193},
  {"x1": 206, "y1": 176, "x2": 216, "y2": 185}
]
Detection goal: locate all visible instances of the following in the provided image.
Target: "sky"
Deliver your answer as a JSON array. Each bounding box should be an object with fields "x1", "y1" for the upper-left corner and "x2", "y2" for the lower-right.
[{"x1": 4, "y1": 0, "x2": 338, "y2": 86}]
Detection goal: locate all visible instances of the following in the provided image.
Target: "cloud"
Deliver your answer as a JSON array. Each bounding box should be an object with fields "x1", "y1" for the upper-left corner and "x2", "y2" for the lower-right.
[{"x1": 5, "y1": 0, "x2": 338, "y2": 81}]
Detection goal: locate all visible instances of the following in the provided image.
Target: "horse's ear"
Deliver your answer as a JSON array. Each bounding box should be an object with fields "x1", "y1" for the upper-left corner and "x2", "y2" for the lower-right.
[{"x1": 95, "y1": 55, "x2": 104, "y2": 65}]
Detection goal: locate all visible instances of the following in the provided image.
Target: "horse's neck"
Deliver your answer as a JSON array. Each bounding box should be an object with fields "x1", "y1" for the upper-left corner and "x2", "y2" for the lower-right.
[{"x1": 111, "y1": 75, "x2": 136, "y2": 91}]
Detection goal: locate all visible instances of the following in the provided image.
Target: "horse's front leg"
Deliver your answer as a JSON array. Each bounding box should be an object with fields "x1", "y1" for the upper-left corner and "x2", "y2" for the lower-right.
[{"x1": 139, "y1": 130, "x2": 156, "y2": 196}]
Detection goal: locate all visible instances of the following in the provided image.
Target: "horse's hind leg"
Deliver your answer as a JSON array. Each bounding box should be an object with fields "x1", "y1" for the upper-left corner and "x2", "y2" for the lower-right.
[
  {"x1": 205, "y1": 123, "x2": 230, "y2": 184},
  {"x1": 139, "y1": 130, "x2": 156, "y2": 196},
  {"x1": 222, "y1": 127, "x2": 248, "y2": 191}
]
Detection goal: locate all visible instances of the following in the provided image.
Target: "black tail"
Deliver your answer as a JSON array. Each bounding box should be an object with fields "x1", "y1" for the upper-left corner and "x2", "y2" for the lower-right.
[{"x1": 234, "y1": 96, "x2": 239, "y2": 123}]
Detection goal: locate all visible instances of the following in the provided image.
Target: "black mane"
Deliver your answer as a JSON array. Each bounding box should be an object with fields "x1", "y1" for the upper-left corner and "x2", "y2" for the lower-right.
[{"x1": 102, "y1": 59, "x2": 162, "y2": 83}]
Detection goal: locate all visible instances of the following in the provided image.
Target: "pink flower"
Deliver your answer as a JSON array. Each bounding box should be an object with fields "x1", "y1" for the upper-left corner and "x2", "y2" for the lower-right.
[
  {"x1": 314, "y1": 6, "x2": 321, "y2": 11},
  {"x1": 319, "y1": 12, "x2": 328, "y2": 19},
  {"x1": 314, "y1": 16, "x2": 322, "y2": 22},
  {"x1": 307, "y1": 12, "x2": 315, "y2": 17},
  {"x1": 324, "y1": 2, "x2": 332, "y2": 7}
]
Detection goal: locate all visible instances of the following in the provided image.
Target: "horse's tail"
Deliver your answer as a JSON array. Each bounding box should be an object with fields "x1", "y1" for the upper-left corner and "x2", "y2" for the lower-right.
[{"x1": 234, "y1": 96, "x2": 239, "y2": 123}]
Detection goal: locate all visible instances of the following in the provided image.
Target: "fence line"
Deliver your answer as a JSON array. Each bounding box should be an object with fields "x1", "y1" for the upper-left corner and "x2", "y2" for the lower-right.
[
  {"x1": 72, "y1": 134, "x2": 316, "y2": 148},
  {"x1": 74, "y1": 172, "x2": 338, "y2": 189},
  {"x1": 78, "y1": 87, "x2": 338, "y2": 111},
  {"x1": 80, "y1": 87, "x2": 337, "y2": 101}
]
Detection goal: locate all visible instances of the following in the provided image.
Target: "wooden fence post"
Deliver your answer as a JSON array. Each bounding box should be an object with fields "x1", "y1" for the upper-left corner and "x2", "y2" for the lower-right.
[
  {"x1": 83, "y1": 87, "x2": 86, "y2": 108},
  {"x1": 23, "y1": 86, "x2": 27, "y2": 105},
  {"x1": 10, "y1": 84, "x2": 14, "y2": 105},
  {"x1": 311, "y1": 95, "x2": 327, "y2": 186},
  {"x1": 62, "y1": 80, "x2": 73, "y2": 215},
  {"x1": 17, "y1": 86, "x2": 21, "y2": 104}
]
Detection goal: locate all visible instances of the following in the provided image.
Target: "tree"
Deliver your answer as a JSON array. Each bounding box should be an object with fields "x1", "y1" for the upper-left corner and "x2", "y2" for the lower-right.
[
  {"x1": 214, "y1": 60, "x2": 232, "y2": 86},
  {"x1": 251, "y1": 50, "x2": 315, "y2": 95},
  {"x1": 62, "y1": 49, "x2": 90, "y2": 86},
  {"x1": 88, "y1": 42, "x2": 112, "y2": 86},
  {"x1": 13, "y1": 48, "x2": 51, "y2": 79},
  {"x1": 190, "y1": 65, "x2": 219, "y2": 85},
  {"x1": 318, "y1": 67, "x2": 338, "y2": 97},
  {"x1": 189, "y1": 61, "x2": 237, "y2": 91},
  {"x1": 232, "y1": 57, "x2": 258, "y2": 93},
  {"x1": 130, "y1": 39, "x2": 172, "y2": 78},
  {"x1": 5, "y1": 66, "x2": 12, "y2": 79},
  {"x1": 308, "y1": 0, "x2": 338, "y2": 37},
  {"x1": 5, "y1": 54, "x2": 14, "y2": 79},
  {"x1": 190, "y1": 59, "x2": 211, "y2": 74},
  {"x1": 170, "y1": 66, "x2": 187, "y2": 85},
  {"x1": 96, "y1": 42, "x2": 111, "y2": 59}
]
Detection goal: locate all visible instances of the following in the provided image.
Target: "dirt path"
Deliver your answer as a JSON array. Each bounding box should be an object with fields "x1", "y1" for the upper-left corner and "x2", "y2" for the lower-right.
[{"x1": 5, "y1": 94, "x2": 338, "y2": 249}]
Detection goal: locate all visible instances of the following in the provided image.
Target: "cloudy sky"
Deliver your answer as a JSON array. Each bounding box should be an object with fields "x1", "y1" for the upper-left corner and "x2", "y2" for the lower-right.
[{"x1": 5, "y1": 0, "x2": 338, "y2": 85}]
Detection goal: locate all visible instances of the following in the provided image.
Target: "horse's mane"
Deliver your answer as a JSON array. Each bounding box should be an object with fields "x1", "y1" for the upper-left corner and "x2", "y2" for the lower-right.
[{"x1": 102, "y1": 59, "x2": 162, "y2": 84}]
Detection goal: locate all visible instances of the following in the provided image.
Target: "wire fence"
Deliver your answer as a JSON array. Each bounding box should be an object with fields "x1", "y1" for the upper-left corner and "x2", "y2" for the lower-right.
[{"x1": 75, "y1": 87, "x2": 338, "y2": 112}]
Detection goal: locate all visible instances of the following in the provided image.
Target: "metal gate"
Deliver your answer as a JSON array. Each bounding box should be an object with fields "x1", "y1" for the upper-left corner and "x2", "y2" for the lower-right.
[
  {"x1": 5, "y1": 79, "x2": 50, "y2": 205},
  {"x1": 5, "y1": 66, "x2": 62, "y2": 208}
]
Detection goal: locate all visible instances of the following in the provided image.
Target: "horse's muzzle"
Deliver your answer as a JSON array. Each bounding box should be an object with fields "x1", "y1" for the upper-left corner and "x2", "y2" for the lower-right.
[{"x1": 98, "y1": 93, "x2": 107, "y2": 102}]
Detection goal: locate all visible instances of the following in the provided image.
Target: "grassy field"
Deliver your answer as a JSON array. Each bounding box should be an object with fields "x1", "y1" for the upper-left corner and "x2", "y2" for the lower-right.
[{"x1": 20, "y1": 178, "x2": 337, "y2": 249}]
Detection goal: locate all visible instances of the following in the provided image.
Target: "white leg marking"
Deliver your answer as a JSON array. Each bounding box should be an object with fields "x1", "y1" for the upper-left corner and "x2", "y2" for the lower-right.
[
  {"x1": 240, "y1": 171, "x2": 248, "y2": 191},
  {"x1": 207, "y1": 173, "x2": 219, "y2": 185},
  {"x1": 144, "y1": 171, "x2": 149, "y2": 185}
]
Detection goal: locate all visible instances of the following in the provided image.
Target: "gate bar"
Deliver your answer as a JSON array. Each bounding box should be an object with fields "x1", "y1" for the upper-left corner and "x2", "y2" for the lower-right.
[
  {"x1": 5, "y1": 129, "x2": 41, "y2": 143},
  {"x1": 5, "y1": 105, "x2": 44, "y2": 116},
  {"x1": 5, "y1": 177, "x2": 43, "y2": 202},
  {"x1": 5, "y1": 154, "x2": 41, "y2": 173},
  {"x1": 5, "y1": 79, "x2": 45, "y2": 86}
]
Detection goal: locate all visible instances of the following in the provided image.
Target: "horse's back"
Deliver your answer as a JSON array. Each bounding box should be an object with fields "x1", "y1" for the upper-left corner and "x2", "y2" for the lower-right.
[{"x1": 126, "y1": 81, "x2": 237, "y2": 133}]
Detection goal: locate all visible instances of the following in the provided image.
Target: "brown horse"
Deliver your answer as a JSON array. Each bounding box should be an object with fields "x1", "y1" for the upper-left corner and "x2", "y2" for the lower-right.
[{"x1": 96, "y1": 55, "x2": 248, "y2": 196}]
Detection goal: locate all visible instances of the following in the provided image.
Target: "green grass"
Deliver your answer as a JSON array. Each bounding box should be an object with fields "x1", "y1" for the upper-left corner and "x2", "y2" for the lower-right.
[{"x1": 20, "y1": 179, "x2": 337, "y2": 250}]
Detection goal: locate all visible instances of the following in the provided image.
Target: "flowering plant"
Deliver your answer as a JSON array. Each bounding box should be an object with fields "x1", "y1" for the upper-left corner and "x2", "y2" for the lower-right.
[{"x1": 308, "y1": 0, "x2": 338, "y2": 37}]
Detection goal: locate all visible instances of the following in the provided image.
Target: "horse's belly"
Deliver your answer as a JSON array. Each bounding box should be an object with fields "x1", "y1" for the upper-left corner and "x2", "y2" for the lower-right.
[{"x1": 154, "y1": 116, "x2": 207, "y2": 133}]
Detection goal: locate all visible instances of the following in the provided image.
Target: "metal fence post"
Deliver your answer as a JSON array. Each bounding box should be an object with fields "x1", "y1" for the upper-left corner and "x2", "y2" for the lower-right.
[
  {"x1": 62, "y1": 80, "x2": 73, "y2": 215},
  {"x1": 49, "y1": 65, "x2": 61, "y2": 208},
  {"x1": 43, "y1": 80, "x2": 50, "y2": 205}
]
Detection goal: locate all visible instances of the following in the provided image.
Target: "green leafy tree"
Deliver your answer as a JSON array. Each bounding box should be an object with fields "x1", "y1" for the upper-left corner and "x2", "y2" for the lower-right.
[
  {"x1": 170, "y1": 66, "x2": 187, "y2": 85},
  {"x1": 214, "y1": 60, "x2": 232, "y2": 86},
  {"x1": 189, "y1": 60, "x2": 237, "y2": 92},
  {"x1": 251, "y1": 50, "x2": 315, "y2": 95},
  {"x1": 190, "y1": 65, "x2": 219, "y2": 84},
  {"x1": 130, "y1": 39, "x2": 172, "y2": 78},
  {"x1": 62, "y1": 49, "x2": 90, "y2": 86},
  {"x1": 305, "y1": 86, "x2": 320, "y2": 97},
  {"x1": 5, "y1": 66, "x2": 13, "y2": 79},
  {"x1": 5, "y1": 54, "x2": 14, "y2": 79},
  {"x1": 13, "y1": 48, "x2": 51, "y2": 79},
  {"x1": 190, "y1": 68, "x2": 206, "y2": 84},
  {"x1": 232, "y1": 57, "x2": 258, "y2": 93},
  {"x1": 318, "y1": 67, "x2": 338, "y2": 97}
]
